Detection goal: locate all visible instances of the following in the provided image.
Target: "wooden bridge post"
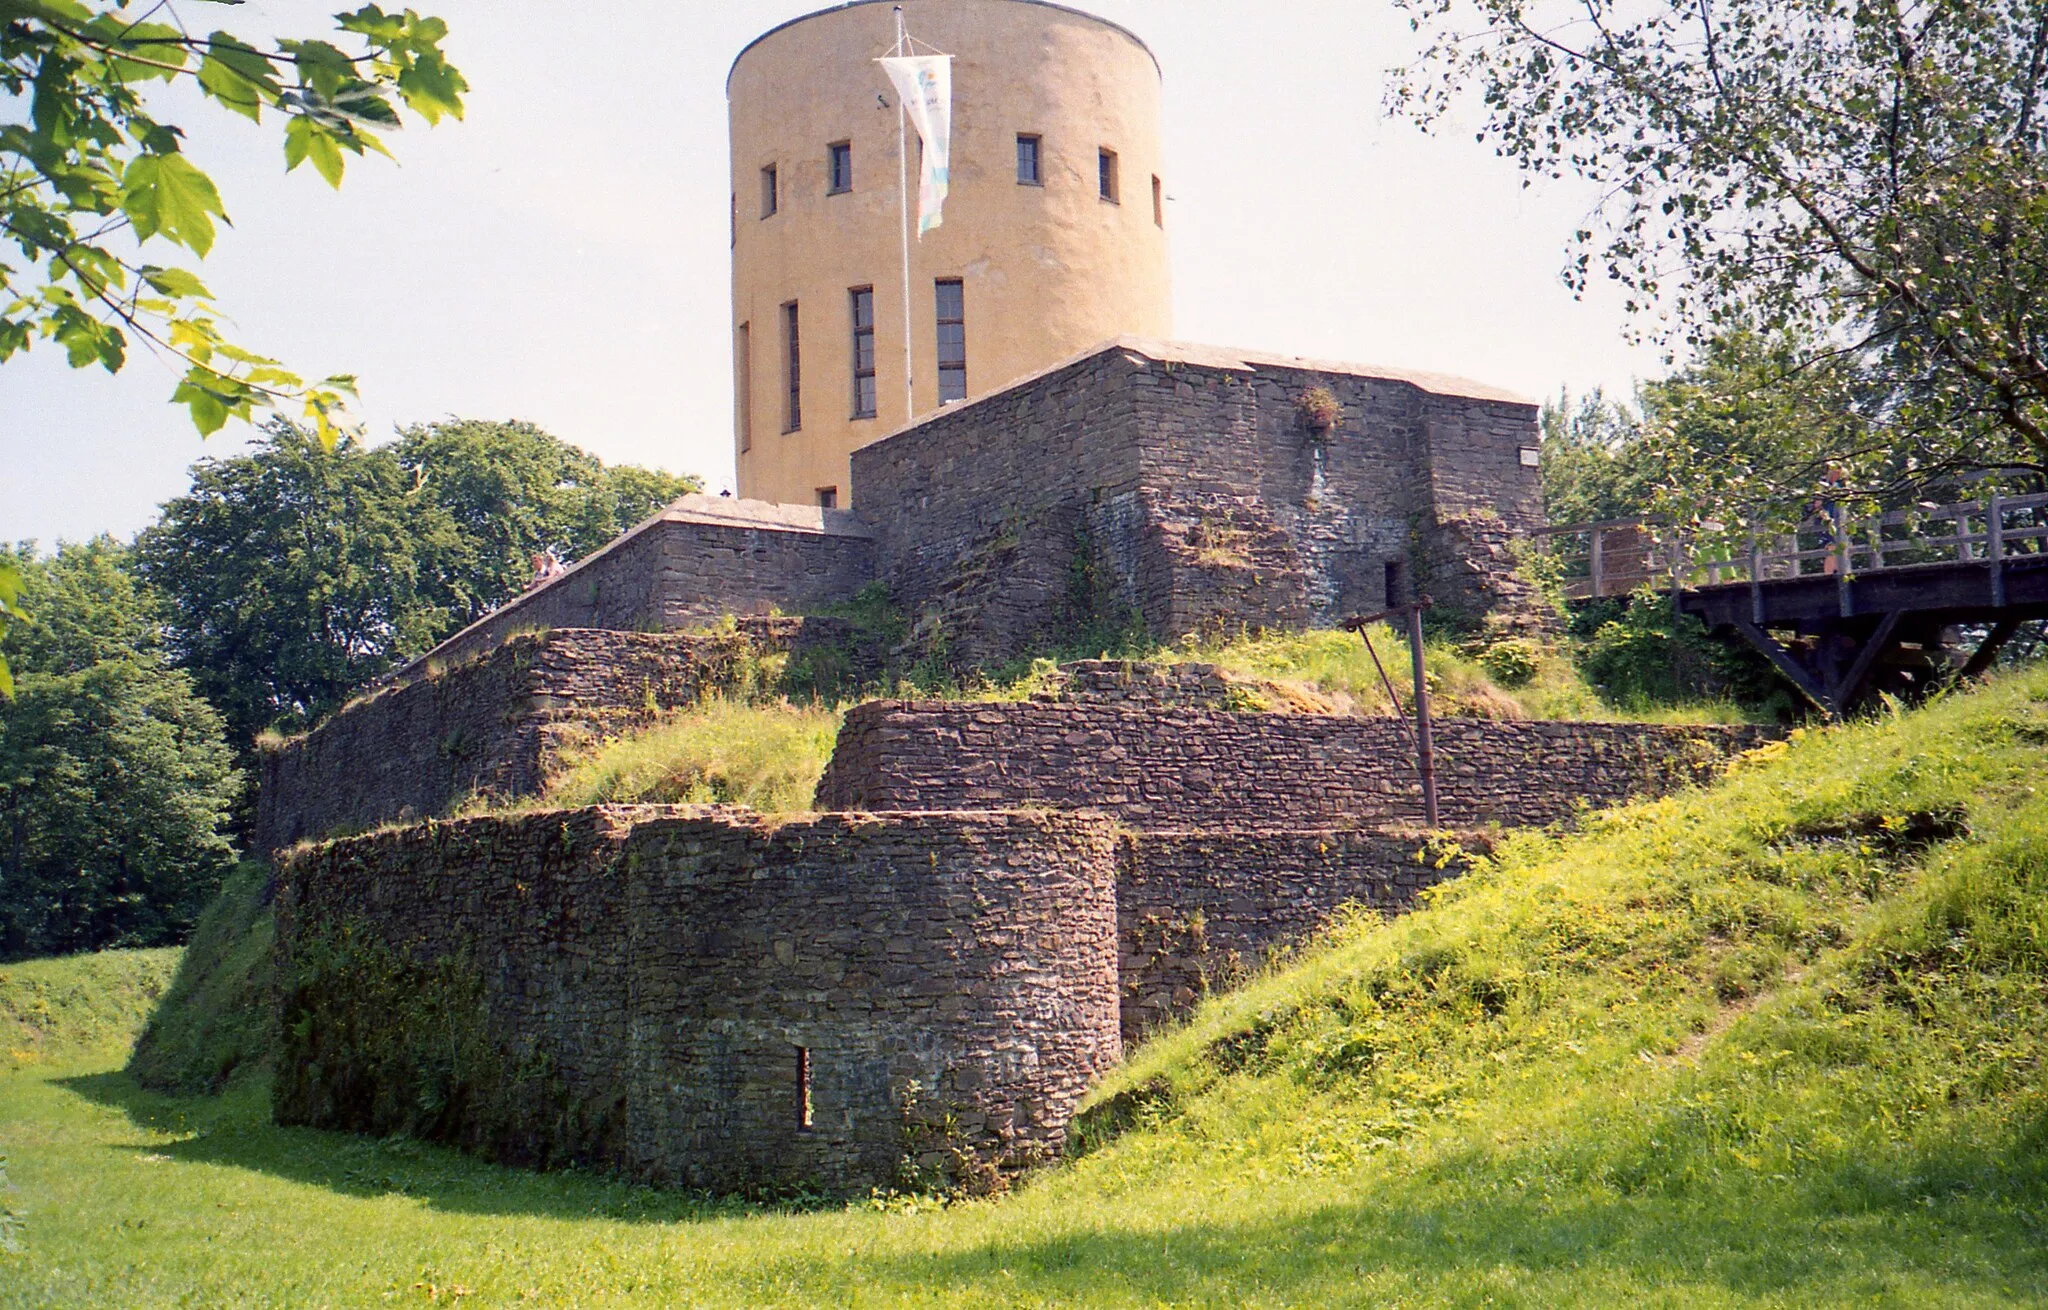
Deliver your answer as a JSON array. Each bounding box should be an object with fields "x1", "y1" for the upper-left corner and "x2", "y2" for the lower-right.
[
  {"x1": 1589, "y1": 527, "x2": 1606, "y2": 599},
  {"x1": 1833, "y1": 504, "x2": 1853, "y2": 617},
  {"x1": 1989, "y1": 488, "x2": 2006, "y2": 608}
]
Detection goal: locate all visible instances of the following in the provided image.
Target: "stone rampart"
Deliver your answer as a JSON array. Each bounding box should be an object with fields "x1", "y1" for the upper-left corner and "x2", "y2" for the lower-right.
[
  {"x1": 1115, "y1": 827, "x2": 1479, "y2": 1042},
  {"x1": 816, "y1": 700, "x2": 1770, "y2": 829},
  {"x1": 416, "y1": 496, "x2": 877, "y2": 670},
  {"x1": 848, "y1": 339, "x2": 1545, "y2": 661},
  {"x1": 273, "y1": 806, "x2": 1123, "y2": 1195},
  {"x1": 256, "y1": 626, "x2": 808, "y2": 856}
]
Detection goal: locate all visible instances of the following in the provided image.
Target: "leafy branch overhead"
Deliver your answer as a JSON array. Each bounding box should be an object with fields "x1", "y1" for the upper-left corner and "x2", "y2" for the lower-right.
[
  {"x1": 1389, "y1": 0, "x2": 2048, "y2": 524},
  {"x1": 0, "y1": 0, "x2": 465, "y2": 440}
]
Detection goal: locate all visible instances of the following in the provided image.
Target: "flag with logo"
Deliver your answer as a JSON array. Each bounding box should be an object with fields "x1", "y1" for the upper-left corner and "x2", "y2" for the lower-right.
[{"x1": 880, "y1": 54, "x2": 952, "y2": 236}]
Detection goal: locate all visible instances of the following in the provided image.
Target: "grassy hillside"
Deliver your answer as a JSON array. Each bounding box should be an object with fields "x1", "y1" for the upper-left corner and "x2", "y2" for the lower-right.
[
  {"x1": 126, "y1": 863, "x2": 274, "y2": 1094},
  {"x1": 4, "y1": 670, "x2": 2044, "y2": 1305}
]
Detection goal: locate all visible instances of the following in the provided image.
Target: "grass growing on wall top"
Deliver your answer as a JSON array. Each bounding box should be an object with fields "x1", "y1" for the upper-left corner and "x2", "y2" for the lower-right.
[
  {"x1": 2, "y1": 666, "x2": 2045, "y2": 1304},
  {"x1": 535, "y1": 696, "x2": 843, "y2": 813}
]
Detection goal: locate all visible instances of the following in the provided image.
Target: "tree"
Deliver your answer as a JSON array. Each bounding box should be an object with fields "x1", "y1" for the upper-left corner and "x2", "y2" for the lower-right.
[
  {"x1": 1391, "y1": 0, "x2": 2048, "y2": 519},
  {"x1": 1539, "y1": 388, "x2": 1658, "y2": 526},
  {"x1": 137, "y1": 419, "x2": 701, "y2": 748},
  {"x1": 391, "y1": 420, "x2": 700, "y2": 629},
  {"x1": 0, "y1": 538, "x2": 240, "y2": 960},
  {"x1": 2, "y1": 1, "x2": 464, "y2": 439},
  {"x1": 134, "y1": 421, "x2": 448, "y2": 749}
]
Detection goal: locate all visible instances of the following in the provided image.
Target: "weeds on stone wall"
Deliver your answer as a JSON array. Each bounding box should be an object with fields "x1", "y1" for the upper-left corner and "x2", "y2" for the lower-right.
[
  {"x1": 894, "y1": 1078, "x2": 1007, "y2": 1199},
  {"x1": 276, "y1": 919, "x2": 615, "y2": 1171}
]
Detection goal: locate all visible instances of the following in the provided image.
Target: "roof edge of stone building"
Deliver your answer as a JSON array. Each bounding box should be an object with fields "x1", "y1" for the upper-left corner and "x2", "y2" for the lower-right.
[
  {"x1": 394, "y1": 493, "x2": 872, "y2": 676},
  {"x1": 852, "y1": 335, "x2": 1536, "y2": 456},
  {"x1": 727, "y1": 0, "x2": 1162, "y2": 94}
]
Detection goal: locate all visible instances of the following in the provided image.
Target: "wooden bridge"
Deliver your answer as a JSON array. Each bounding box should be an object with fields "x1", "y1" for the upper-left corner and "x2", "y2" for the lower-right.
[{"x1": 1534, "y1": 490, "x2": 2048, "y2": 717}]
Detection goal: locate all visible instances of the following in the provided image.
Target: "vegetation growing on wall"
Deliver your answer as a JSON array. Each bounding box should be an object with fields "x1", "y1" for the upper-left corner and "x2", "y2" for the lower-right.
[{"x1": 274, "y1": 919, "x2": 608, "y2": 1171}]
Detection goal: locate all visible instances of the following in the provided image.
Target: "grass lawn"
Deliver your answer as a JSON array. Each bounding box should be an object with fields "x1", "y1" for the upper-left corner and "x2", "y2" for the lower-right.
[{"x1": 7, "y1": 672, "x2": 2048, "y2": 1306}]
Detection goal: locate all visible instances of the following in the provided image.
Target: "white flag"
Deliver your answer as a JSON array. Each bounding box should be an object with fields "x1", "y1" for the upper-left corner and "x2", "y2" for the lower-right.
[{"x1": 880, "y1": 55, "x2": 952, "y2": 237}]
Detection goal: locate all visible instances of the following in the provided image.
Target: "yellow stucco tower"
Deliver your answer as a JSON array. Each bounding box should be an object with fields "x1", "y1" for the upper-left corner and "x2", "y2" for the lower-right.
[{"x1": 728, "y1": 0, "x2": 1173, "y2": 507}]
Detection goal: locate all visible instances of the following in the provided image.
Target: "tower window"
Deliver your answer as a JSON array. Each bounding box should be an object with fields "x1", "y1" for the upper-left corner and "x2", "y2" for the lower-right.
[
  {"x1": 761, "y1": 164, "x2": 779, "y2": 218},
  {"x1": 1153, "y1": 175, "x2": 1164, "y2": 227},
  {"x1": 828, "y1": 141, "x2": 853, "y2": 194},
  {"x1": 816, "y1": 487, "x2": 838, "y2": 510},
  {"x1": 1016, "y1": 134, "x2": 1042, "y2": 186},
  {"x1": 1098, "y1": 148, "x2": 1119, "y2": 203},
  {"x1": 935, "y1": 278, "x2": 966, "y2": 403},
  {"x1": 850, "y1": 286, "x2": 877, "y2": 419},
  {"x1": 736, "y1": 321, "x2": 752, "y2": 453},
  {"x1": 795, "y1": 1045, "x2": 814, "y2": 1130},
  {"x1": 782, "y1": 301, "x2": 801, "y2": 432}
]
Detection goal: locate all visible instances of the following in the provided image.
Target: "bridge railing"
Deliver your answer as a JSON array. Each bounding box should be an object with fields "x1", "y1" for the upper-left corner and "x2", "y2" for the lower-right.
[{"x1": 1533, "y1": 490, "x2": 2048, "y2": 598}]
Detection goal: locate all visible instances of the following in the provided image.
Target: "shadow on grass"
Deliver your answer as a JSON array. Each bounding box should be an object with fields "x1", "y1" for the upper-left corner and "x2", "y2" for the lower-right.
[
  {"x1": 52, "y1": 1067, "x2": 2048, "y2": 1305},
  {"x1": 55, "y1": 1068, "x2": 775, "y2": 1225}
]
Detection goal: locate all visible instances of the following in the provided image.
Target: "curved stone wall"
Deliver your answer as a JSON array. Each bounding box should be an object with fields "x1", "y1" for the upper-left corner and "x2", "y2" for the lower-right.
[{"x1": 273, "y1": 806, "x2": 1123, "y2": 1194}]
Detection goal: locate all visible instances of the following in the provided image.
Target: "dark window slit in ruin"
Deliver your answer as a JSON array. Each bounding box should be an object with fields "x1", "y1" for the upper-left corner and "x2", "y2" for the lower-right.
[{"x1": 795, "y1": 1045, "x2": 814, "y2": 1130}]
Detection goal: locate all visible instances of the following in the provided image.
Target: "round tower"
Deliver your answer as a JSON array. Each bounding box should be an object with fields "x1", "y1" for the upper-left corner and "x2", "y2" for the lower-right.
[{"x1": 728, "y1": 0, "x2": 1172, "y2": 507}]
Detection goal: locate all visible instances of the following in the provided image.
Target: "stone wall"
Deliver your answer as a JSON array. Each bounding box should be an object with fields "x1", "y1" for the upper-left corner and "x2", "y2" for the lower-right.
[
  {"x1": 816, "y1": 700, "x2": 1771, "y2": 830},
  {"x1": 1115, "y1": 827, "x2": 1480, "y2": 1042},
  {"x1": 255, "y1": 626, "x2": 810, "y2": 856},
  {"x1": 417, "y1": 496, "x2": 877, "y2": 670},
  {"x1": 273, "y1": 806, "x2": 1123, "y2": 1195},
  {"x1": 849, "y1": 339, "x2": 1544, "y2": 662}
]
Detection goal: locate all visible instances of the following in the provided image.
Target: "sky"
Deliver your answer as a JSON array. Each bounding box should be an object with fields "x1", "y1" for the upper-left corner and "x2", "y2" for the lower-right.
[{"x1": 0, "y1": 0, "x2": 1670, "y2": 546}]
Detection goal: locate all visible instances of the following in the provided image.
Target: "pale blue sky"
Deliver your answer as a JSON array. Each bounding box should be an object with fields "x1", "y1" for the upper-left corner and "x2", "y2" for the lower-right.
[{"x1": 0, "y1": 0, "x2": 1665, "y2": 546}]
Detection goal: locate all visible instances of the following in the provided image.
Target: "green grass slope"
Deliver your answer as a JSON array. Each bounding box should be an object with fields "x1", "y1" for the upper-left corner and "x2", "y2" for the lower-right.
[
  {"x1": 126, "y1": 862, "x2": 274, "y2": 1094},
  {"x1": 3, "y1": 669, "x2": 2047, "y2": 1306}
]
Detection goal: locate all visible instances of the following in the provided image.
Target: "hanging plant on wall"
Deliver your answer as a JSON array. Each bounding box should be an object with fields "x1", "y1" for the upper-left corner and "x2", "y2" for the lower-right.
[{"x1": 1295, "y1": 386, "x2": 1342, "y2": 437}]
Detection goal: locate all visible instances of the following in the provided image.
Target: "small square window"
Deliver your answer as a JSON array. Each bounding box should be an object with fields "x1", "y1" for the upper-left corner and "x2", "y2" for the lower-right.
[
  {"x1": 1016, "y1": 134, "x2": 1042, "y2": 186},
  {"x1": 828, "y1": 141, "x2": 853, "y2": 195},
  {"x1": 816, "y1": 487, "x2": 839, "y2": 510},
  {"x1": 761, "y1": 164, "x2": 779, "y2": 218},
  {"x1": 1098, "y1": 148, "x2": 1119, "y2": 203}
]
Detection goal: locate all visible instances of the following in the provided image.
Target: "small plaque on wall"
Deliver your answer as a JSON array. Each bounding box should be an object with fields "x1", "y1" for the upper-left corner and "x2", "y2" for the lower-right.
[{"x1": 1519, "y1": 447, "x2": 1541, "y2": 467}]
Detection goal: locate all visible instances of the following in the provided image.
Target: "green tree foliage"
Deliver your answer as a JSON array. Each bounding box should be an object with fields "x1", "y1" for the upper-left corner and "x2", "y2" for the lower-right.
[
  {"x1": 391, "y1": 420, "x2": 700, "y2": 629},
  {"x1": 1, "y1": 1, "x2": 464, "y2": 439},
  {"x1": 134, "y1": 422, "x2": 448, "y2": 749},
  {"x1": 137, "y1": 420, "x2": 699, "y2": 747},
  {"x1": 1392, "y1": 0, "x2": 2048, "y2": 518},
  {"x1": 0, "y1": 538, "x2": 239, "y2": 961},
  {"x1": 1539, "y1": 388, "x2": 1657, "y2": 526}
]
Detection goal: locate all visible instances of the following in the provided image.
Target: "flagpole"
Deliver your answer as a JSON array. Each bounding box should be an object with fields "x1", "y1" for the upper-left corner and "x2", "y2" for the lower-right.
[{"x1": 893, "y1": 6, "x2": 916, "y2": 428}]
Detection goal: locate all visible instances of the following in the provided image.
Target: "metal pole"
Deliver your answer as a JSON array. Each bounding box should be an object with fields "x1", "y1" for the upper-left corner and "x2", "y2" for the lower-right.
[
  {"x1": 1406, "y1": 603, "x2": 1439, "y2": 828},
  {"x1": 893, "y1": 6, "x2": 916, "y2": 429}
]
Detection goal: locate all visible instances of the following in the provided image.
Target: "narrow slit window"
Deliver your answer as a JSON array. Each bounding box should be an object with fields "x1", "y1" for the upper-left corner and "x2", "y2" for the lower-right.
[
  {"x1": 828, "y1": 141, "x2": 853, "y2": 194},
  {"x1": 1385, "y1": 560, "x2": 1405, "y2": 607},
  {"x1": 795, "y1": 1045, "x2": 814, "y2": 1130},
  {"x1": 849, "y1": 286, "x2": 877, "y2": 419},
  {"x1": 1016, "y1": 134, "x2": 1042, "y2": 185},
  {"x1": 1153, "y1": 175, "x2": 1164, "y2": 227},
  {"x1": 1098, "y1": 148, "x2": 1119, "y2": 203},
  {"x1": 935, "y1": 278, "x2": 966, "y2": 403},
  {"x1": 782, "y1": 301, "x2": 801, "y2": 432},
  {"x1": 761, "y1": 164, "x2": 779, "y2": 218},
  {"x1": 736, "y1": 321, "x2": 752, "y2": 453}
]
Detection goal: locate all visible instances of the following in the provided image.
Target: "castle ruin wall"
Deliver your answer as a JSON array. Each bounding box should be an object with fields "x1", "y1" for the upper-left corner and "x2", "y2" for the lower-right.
[
  {"x1": 273, "y1": 806, "x2": 1124, "y2": 1195},
  {"x1": 815, "y1": 700, "x2": 1770, "y2": 830},
  {"x1": 255, "y1": 626, "x2": 816, "y2": 856}
]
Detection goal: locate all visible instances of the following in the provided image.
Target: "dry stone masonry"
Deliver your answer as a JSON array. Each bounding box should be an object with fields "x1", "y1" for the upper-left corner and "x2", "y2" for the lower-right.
[
  {"x1": 256, "y1": 623, "x2": 826, "y2": 856},
  {"x1": 816, "y1": 700, "x2": 1770, "y2": 830},
  {"x1": 275, "y1": 807, "x2": 1124, "y2": 1194}
]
